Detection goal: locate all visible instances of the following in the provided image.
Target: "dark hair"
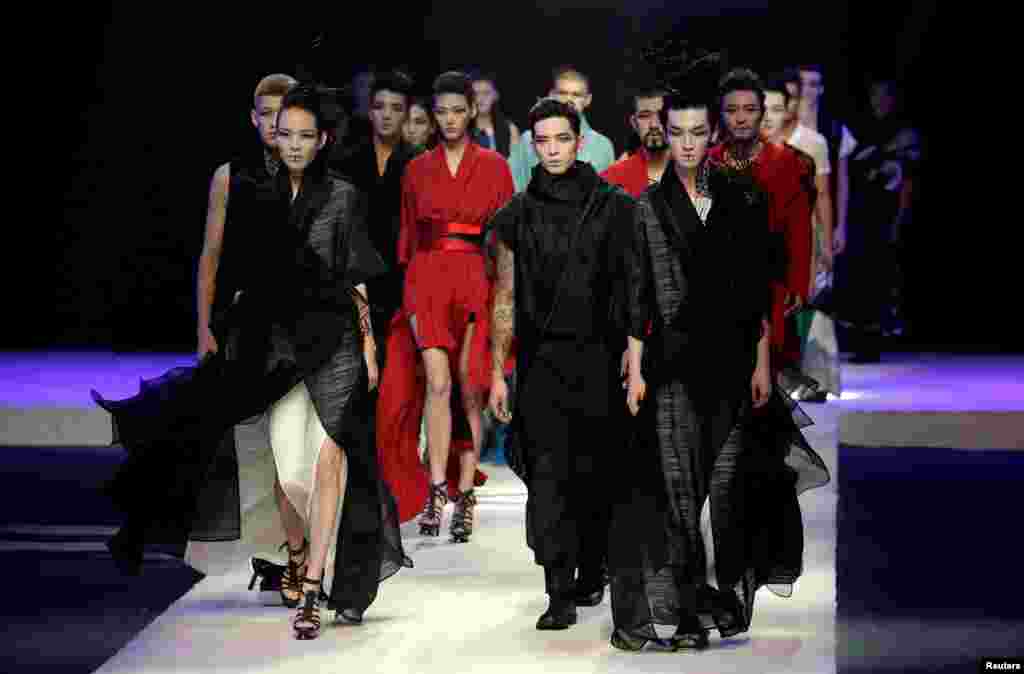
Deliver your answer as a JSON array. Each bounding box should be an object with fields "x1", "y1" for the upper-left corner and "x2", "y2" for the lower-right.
[
  {"x1": 632, "y1": 86, "x2": 667, "y2": 112},
  {"x1": 659, "y1": 91, "x2": 718, "y2": 135},
  {"x1": 279, "y1": 84, "x2": 327, "y2": 131},
  {"x1": 469, "y1": 70, "x2": 499, "y2": 88},
  {"x1": 551, "y1": 65, "x2": 590, "y2": 92},
  {"x1": 763, "y1": 68, "x2": 801, "y2": 106},
  {"x1": 718, "y1": 67, "x2": 766, "y2": 110},
  {"x1": 432, "y1": 71, "x2": 474, "y2": 106},
  {"x1": 528, "y1": 98, "x2": 581, "y2": 137},
  {"x1": 370, "y1": 69, "x2": 414, "y2": 104}
]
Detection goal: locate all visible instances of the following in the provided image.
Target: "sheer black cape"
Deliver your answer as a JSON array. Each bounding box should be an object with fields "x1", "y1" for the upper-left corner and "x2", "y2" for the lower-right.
[{"x1": 92, "y1": 164, "x2": 411, "y2": 611}]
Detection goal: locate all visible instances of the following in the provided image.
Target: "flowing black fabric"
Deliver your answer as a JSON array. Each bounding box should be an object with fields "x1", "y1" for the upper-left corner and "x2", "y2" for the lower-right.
[
  {"x1": 488, "y1": 162, "x2": 647, "y2": 569},
  {"x1": 608, "y1": 161, "x2": 830, "y2": 645},
  {"x1": 93, "y1": 167, "x2": 411, "y2": 611}
]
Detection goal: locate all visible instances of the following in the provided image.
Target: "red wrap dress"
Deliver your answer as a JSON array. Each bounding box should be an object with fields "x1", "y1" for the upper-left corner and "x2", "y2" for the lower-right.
[{"x1": 376, "y1": 142, "x2": 515, "y2": 521}]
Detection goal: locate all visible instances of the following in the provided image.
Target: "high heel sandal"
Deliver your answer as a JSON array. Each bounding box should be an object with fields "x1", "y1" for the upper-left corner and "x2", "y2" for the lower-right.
[
  {"x1": 449, "y1": 488, "x2": 477, "y2": 543},
  {"x1": 292, "y1": 577, "x2": 323, "y2": 640},
  {"x1": 418, "y1": 480, "x2": 448, "y2": 537},
  {"x1": 279, "y1": 539, "x2": 308, "y2": 609}
]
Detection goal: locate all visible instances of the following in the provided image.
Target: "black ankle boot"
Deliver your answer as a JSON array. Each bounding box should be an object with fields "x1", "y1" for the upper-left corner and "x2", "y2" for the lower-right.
[
  {"x1": 573, "y1": 564, "x2": 606, "y2": 606},
  {"x1": 538, "y1": 565, "x2": 577, "y2": 629},
  {"x1": 536, "y1": 595, "x2": 578, "y2": 630}
]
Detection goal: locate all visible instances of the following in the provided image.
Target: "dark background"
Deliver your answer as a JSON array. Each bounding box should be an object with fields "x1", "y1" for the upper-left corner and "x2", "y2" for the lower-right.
[{"x1": 40, "y1": 3, "x2": 988, "y2": 353}]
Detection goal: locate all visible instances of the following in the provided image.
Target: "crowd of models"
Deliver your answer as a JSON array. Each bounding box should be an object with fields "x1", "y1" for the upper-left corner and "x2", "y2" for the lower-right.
[{"x1": 91, "y1": 42, "x2": 920, "y2": 648}]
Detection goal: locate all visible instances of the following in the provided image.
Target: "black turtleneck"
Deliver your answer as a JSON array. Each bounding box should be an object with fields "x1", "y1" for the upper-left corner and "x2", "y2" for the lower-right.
[{"x1": 495, "y1": 160, "x2": 638, "y2": 342}]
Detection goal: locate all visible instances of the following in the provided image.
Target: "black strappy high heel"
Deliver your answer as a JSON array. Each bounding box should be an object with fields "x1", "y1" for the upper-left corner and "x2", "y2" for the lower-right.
[
  {"x1": 279, "y1": 539, "x2": 308, "y2": 609},
  {"x1": 449, "y1": 488, "x2": 477, "y2": 543},
  {"x1": 418, "y1": 480, "x2": 448, "y2": 537},
  {"x1": 292, "y1": 577, "x2": 323, "y2": 640}
]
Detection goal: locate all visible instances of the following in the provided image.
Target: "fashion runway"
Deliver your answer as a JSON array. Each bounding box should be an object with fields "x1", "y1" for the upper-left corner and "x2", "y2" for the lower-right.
[{"x1": 2, "y1": 352, "x2": 1022, "y2": 672}]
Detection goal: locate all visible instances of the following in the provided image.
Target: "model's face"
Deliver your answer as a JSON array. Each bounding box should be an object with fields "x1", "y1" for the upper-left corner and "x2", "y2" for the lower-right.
[
  {"x1": 551, "y1": 76, "x2": 591, "y2": 114},
  {"x1": 472, "y1": 80, "x2": 498, "y2": 116},
  {"x1": 785, "y1": 82, "x2": 801, "y2": 119},
  {"x1": 403, "y1": 103, "x2": 434, "y2": 147},
  {"x1": 799, "y1": 70, "x2": 823, "y2": 106},
  {"x1": 369, "y1": 89, "x2": 408, "y2": 142},
  {"x1": 532, "y1": 116, "x2": 582, "y2": 176},
  {"x1": 433, "y1": 93, "x2": 475, "y2": 143},
  {"x1": 666, "y1": 107, "x2": 711, "y2": 172},
  {"x1": 761, "y1": 91, "x2": 787, "y2": 141},
  {"x1": 275, "y1": 107, "x2": 325, "y2": 173},
  {"x1": 722, "y1": 90, "x2": 763, "y2": 142},
  {"x1": 632, "y1": 96, "x2": 666, "y2": 152},
  {"x1": 870, "y1": 82, "x2": 896, "y2": 119},
  {"x1": 251, "y1": 95, "x2": 284, "y2": 149}
]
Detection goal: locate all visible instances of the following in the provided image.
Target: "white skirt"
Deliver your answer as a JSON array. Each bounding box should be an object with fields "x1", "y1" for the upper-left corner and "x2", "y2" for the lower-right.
[{"x1": 185, "y1": 381, "x2": 347, "y2": 593}]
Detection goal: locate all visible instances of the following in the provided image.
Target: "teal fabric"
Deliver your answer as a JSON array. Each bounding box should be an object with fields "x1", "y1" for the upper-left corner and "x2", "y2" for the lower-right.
[{"x1": 509, "y1": 115, "x2": 616, "y2": 192}]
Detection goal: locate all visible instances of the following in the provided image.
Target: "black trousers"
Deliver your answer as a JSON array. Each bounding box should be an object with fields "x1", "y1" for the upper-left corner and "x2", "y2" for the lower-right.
[{"x1": 517, "y1": 340, "x2": 621, "y2": 594}]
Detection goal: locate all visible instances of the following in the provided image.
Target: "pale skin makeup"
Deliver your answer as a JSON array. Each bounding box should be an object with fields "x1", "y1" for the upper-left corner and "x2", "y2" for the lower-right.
[
  {"x1": 550, "y1": 75, "x2": 592, "y2": 114},
  {"x1": 369, "y1": 89, "x2": 408, "y2": 176},
  {"x1": 402, "y1": 102, "x2": 435, "y2": 148},
  {"x1": 489, "y1": 115, "x2": 646, "y2": 419},
  {"x1": 631, "y1": 95, "x2": 670, "y2": 182},
  {"x1": 666, "y1": 105, "x2": 772, "y2": 408},
  {"x1": 414, "y1": 92, "x2": 485, "y2": 494},
  {"x1": 472, "y1": 79, "x2": 520, "y2": 146},
  {"x1": 274, "y1": 105, "x2": 376, "y2": 604}
]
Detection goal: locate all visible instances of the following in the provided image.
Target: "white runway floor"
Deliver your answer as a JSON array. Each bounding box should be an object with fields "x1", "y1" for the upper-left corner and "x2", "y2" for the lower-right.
[{"x1": 95, "y1": 405, "x2": 840, "y2": 674}]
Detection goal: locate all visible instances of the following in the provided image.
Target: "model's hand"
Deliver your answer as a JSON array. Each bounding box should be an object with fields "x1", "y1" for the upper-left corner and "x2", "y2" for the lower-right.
[
  {"x1": 364, "y1": 339, "x2": 379, "y2": 391},
  {"x1": 197, "y1": 327, "x2": 218, "y2": 359},
  {"x1": 833, "y1": 228, "x2": 847, "y2": 256},
  {"x1": 751, "y1": 363, "x2": 771, "y2": 408},
  {"x1": 626, "y1": 371, "x2": 646, "y2": 416},
  {"x1": 489, "y1": 375, "x2": 512, "y2": 423},
  {"x1": 620, "y1": 349, "x2": 630, "y2": 388}
]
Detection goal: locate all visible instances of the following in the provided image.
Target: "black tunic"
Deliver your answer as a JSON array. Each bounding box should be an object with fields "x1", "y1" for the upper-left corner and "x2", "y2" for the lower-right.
[
  {"x1": 608, "y1": 161, "x2": 831, "y2": 645},
  {"x1": 93, "y1": 163, "x2": 411, "y2": 612},
  {"x1": 489, "y1": 162, "x2": 647, "y2": 568},
  {"x1": 329, "y1": 139, "x2": 414, "y2": 330}
]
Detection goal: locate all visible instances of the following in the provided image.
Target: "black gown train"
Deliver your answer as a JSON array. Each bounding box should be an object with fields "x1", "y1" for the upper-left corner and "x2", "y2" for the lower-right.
[
  {"x1": 92, "y1": 164, "x2": 411, "y2": 614},
  {"x1": 608, "y1": 161, "x2": 830, "y2": 647}
]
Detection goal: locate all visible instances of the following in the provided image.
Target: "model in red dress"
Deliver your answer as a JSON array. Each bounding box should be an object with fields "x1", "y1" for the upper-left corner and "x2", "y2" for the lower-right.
[
  {"x1": 601, "y1": 88, "x2": 669, "y2": 196},
  {"x1": 376, "y1": 72, "x2": 513, "y2": 541},
  {"x1": 709, "y1": 68, "x2": 812, "y2": 370}
]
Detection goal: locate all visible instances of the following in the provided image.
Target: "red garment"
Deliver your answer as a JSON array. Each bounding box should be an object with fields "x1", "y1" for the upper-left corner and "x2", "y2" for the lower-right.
[
  {"x1": 601, "y1": 149, "x2": 651, "y2": 197},
  {"x1": 379, "y1": 143, "x2": 514, "y2": 522},
  {"x1": 709, "y1": 142, "x2": 812, "y2": 366}
]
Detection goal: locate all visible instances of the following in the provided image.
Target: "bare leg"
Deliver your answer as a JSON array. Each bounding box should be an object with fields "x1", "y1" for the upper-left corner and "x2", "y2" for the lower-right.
[
  {"x1": 457, "y1": 322, "x2": 483, "y2": 493},
  {"x1": 422, "y1": 348, "x2": 453, "y2": 486},
  {"x1": 275, "y1": 475, "x2": 305, "y2": 552},
  {"x1": 304, "y1": 437, "x2": 346, "y2": 588}
]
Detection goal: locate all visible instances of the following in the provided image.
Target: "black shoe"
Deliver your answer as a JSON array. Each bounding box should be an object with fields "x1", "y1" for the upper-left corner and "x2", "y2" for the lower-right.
[
  {"x1": 573, "y1": 585, "x2": 605, "y2": 607},
  {"x1": 670, "y1": 618, "x2": 710, "y2": 651},
  {"x1": 798, "y1": 390, "x2": 828, "y2": 403},
  {"x1": 536, "y1": 598, "x2": 578, "y2": 630},
  {"x1": 107, "y1": 526, "x2": 144, "y2": 576}
]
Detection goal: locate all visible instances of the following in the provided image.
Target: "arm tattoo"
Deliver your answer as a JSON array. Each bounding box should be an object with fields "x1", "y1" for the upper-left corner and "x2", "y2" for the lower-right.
[{"x1": 491, "y1": 240, "x2": 515, "y2": 376}]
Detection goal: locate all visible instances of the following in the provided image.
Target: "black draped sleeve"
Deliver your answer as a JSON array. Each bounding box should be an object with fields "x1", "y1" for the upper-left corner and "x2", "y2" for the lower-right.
[
  {"x1": 614, "y1": 194, "x2": 651, "y2": 340},
  {"x1": 340, "y1": 188, "x2": 387, "y2": 288}
]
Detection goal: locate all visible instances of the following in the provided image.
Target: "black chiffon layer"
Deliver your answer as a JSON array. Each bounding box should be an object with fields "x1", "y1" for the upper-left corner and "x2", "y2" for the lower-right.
[
  {"x1": 607, "y1": 163, "x2": 830, "y2": 645},
  {"x1": 93, "y1": 167, "x2": 411, "y2": 611}
]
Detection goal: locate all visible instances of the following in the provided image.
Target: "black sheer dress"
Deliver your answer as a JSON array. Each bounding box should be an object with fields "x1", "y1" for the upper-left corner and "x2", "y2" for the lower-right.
[
  {"x1": 608, "y1": 160, "x2": 830, "y2": 649},
  {"x1": 490, "y1": 162, "x2": 647, "y2": 596},
  {"x1": 92, "y1": 162, "x2": 411, "y2": 614}
]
